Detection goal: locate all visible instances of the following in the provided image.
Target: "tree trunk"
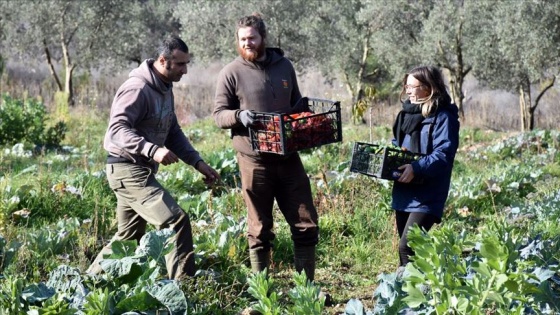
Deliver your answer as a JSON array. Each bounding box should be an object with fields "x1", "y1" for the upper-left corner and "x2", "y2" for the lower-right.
[
  {"x1": 519, "y1": 86, "x2": 526, "y2": 132},
  {"x1": 345, "y1": 37, "x2": 370, "y2": 102},
  {"x1": 43, "y1": 40, "x2": 63, "y2": 92},
  {"x1": 61, "y1": 36, "x2": 75, "y2": 106},
  {"x1": 449, "y1": 76, "x2": 465, "y2": 118},
  {"x1": 518, "y1": 83, "x2": 531, "y2": 132},
  {"x1": 529, "y1": 75, "x2": 556, "y2": 130},
  {"x1": 0, "y1": 54, "x2": 4, "y2": 77},
  {"x1": 438, "y1": 21, "x2": 470, "y2": 121},
  {"x1": 345, "y1": 33, "x2": 371, "y2": 124}
]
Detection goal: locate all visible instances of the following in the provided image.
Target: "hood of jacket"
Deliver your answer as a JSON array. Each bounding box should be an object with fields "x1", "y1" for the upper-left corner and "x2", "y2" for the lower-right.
[{"x1": 128, "y1": 59, "x2": 172, "y2": 95}]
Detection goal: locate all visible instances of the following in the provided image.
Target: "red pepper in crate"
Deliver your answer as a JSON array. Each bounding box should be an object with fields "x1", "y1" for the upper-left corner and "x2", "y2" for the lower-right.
[
  {"x1": 282, "y1": 111, "x2": 334, "y2": 151},
  {"x1": 249, "y1": 98, "x2": 342, "y2": 154}
]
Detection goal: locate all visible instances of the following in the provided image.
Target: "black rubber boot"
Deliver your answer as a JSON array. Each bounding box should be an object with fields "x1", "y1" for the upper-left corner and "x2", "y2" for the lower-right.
[
  {"x1": 294, "y1": 245, "x2": 316, "y2": 282},
  {"x1": 249, "y1": 249, "x2": 270, "y2": 275},
  {"x1": 294, "y1": 245, "x2": 333, "y2": 306}
]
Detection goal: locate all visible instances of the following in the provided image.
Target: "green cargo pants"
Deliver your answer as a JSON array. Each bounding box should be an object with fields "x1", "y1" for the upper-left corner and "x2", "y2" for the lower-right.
[{"x1": 87, "y1": 162, "x2": 195, "y2": 280}]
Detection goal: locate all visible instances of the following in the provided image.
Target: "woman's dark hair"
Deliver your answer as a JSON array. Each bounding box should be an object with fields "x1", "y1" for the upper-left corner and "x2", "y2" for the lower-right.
[
  {"x1": 155, "y1": 36, "x2": 189, "y2": 60},
  {"x1": 236, "y1": 13, "x2": 267, "y2": 40},
  {"x1": 400, "y1": 65, "x2": 452, "y2": 116}
]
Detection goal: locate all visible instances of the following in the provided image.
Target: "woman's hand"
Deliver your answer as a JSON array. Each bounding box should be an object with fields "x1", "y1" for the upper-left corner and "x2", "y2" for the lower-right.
[{"x1": 397, "y1": 164, "x2": 415, "y2": 183}]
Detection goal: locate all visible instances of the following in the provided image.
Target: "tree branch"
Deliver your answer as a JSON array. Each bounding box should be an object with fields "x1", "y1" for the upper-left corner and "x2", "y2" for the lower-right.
[
  {"x1": 532, "y1": 75, "x2": 556, "y2": 112},
  {"x1": 43, "y1": 39, "x2": 63, "y2": 91}
]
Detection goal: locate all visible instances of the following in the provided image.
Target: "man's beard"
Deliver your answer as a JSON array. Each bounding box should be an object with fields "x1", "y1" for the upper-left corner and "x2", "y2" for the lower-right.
[{"x1": 237, "y1": 43, "x2": 265, "y2": 62}]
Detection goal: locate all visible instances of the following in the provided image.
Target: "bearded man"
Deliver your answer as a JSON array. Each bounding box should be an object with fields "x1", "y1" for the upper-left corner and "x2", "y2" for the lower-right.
[{"x1": 212, "y1": 14, "x2": 319, "y2": 283}]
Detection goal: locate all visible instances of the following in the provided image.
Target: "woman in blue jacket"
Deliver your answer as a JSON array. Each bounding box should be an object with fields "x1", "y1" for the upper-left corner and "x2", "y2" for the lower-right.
[{"x1": 391, "y1": 65, "x2": 460, "y2": 266}]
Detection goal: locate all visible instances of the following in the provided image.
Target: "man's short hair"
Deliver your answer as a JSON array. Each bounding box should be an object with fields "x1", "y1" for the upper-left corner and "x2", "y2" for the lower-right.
[
  {"x1": 155, "y1": 36, "x2": 189, "y2": 60},
  {"x1": 236, "y1": 13, "x2": 267, "y2": 40}
]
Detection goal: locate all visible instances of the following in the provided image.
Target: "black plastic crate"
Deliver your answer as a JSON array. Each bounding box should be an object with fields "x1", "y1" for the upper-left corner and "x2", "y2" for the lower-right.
[
  {"x1": 350, "y1": 142, "x2": 424, "y2": 182},
  {"x1": 249, "y1": 97, "x2": 342, "y2": 155}
]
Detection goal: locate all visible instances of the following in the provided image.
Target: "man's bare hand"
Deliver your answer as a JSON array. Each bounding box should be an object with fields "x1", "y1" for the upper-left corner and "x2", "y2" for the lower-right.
[
  {"x1": 153, "y1": 148, "x2": 179, "y2": 165},
  {"x1": 195, "y1": 161, "x2": 221, "y2": 186}
]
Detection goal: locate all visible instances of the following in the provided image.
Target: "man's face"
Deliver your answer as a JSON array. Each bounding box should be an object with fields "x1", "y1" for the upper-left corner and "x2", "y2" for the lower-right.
[
  {"x1": 237, "y1": 26, "x2": 265, "y2": 62},
  {"x1": 160, "y1": 49, "x2": 190, "y2": 82}
]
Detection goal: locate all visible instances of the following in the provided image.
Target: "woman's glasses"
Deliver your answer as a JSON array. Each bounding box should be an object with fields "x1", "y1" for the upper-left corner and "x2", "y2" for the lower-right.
[{"x1": 405, "y1": 84, "x2": 424, "y2": 91}]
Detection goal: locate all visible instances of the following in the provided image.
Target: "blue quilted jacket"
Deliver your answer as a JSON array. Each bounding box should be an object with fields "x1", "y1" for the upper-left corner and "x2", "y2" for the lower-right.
[{"x1": 391, "y1": 103, "x2": 460, "y2": 220}]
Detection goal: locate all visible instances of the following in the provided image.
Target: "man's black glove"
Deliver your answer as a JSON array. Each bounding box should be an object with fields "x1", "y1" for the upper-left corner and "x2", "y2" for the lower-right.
[{"x1": 237, "y1": 110, "x2": 255, "y2": 127}]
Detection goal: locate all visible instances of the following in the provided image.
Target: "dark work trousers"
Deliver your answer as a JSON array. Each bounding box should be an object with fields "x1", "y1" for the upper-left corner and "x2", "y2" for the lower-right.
[
  {"x1": 87, "y1": 163, "x2": 195, "y2": 280},
  {"x1": 237, "y1": 152, "x2": 319, "y2": 251},
  {"x1": 395, "y1": 211, "x2": 438, "y2": 266}
]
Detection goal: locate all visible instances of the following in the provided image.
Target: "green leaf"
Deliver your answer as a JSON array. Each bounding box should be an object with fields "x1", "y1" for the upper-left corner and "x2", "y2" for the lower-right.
[
  {"x1": 135, "y1": 228, "x2": 175, "y2": 267},
  {"x1": 21, "y1": 282, "x2": 55, "y2": 304},
  {"x1": 83, "y1": 287, "x2": 115, "y2": 315},
  {"x1": 494, "y1": 274, "x2": 508, "y2": 289},
  {"x1": 486, "y1": 291, "x2": 505, "y2": 305},
  {"x1": 109, "y1": 240, "x2": 138, "y2": 258},
  {"x1": 402, "y1": 284, "x2": 426, "y2": 308},
  {"x1": 146, "y1": 280, "x2": 188, "y2": 314},
  {"x1": 344, "y1": 298, "x2": 364, "y2": 315},
  {"x1": 471, "y1": 261, "x2": 491, "y2": 278},
  {"x1": 455, "y1": 296, "x2": 469, "y2": 312},
  {"x1": 115, "y1": 290, "x2": 161, "y2": 313},
  {"x1": 100, "y1": 257, "x2": 145, "y2": 284}
]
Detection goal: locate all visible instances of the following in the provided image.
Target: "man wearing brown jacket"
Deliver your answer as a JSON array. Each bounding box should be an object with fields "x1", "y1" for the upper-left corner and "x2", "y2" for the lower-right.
[
  {"x1": 213, "y1": 14, "x2": 319, "y2": 282},
  {"x1": 87, "y1": 36, "x2": 220, "y2": 280}
]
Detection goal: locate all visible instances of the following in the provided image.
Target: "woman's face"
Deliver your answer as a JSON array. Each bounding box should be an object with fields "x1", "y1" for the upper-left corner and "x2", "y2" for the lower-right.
[{"x1": 405, "y1": 75, "x2": 430, "y2": 104}]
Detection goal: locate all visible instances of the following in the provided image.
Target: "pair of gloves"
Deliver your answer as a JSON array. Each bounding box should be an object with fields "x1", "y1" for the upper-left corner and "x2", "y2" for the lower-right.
[{"x1": 237, "y1": 110, "x2": 255, "y2": 127}]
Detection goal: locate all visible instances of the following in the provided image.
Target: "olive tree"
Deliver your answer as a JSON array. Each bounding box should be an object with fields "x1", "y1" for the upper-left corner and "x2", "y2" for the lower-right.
[
  {"x1": 176, "y1": 0, "x2": 318, "y2": 66},
  {"x1": 1, "y1": 0, "x2": 179, "y2": 106},
  {"x1": 471, "y1": 0, "x2": 560, "y2": 131},
  {"x1": 362, "y1": 0, "x2": 489, "y2": 119},
  {"x1": 174, "y1": 0, "x2": 240, "y2": 64},
  {"x1": 414, "y1": 0, "x2": 488, "y2": 119},
  {"x1": 176, "y1": 0, "x2": 394, "y2": 123},
  {"x1": 305, "y1": 0, "x2": 391, "y2": 123},
  {"x1": 360, "y1": 0, "x2": 424, "y2": 80}
]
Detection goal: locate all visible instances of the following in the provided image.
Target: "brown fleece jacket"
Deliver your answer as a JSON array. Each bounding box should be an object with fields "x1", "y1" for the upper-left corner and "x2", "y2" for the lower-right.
[{"x1": 213, "y1": 48, "x2": 302, "y2": 158}]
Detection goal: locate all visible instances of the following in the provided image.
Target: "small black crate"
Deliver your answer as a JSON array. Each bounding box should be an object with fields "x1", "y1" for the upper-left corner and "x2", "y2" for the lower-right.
[
  {"x1": 350, "y1": 142, "x2": 424, "y2": 182},
  {"x1": 249, "y1": 97, "x2": 342, "y2": 155}
]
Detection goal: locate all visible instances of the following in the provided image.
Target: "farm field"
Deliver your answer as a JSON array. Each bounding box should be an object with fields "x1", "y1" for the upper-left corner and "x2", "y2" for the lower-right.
[{"x1": 0, "y1": 107, "x2": 559, "y2": 314}]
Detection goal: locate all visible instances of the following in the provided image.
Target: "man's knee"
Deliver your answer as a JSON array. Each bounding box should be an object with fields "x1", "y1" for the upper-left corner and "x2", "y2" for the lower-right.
[
  {"x1": 168, "y1": 210, "x2": 190, "y2": 230},
  {"x1": 116, "y1": 229, "x2": 144, "y2": 243},
  {"x1": 292, "y1": 227, "x2": 319, "y2": 247}
]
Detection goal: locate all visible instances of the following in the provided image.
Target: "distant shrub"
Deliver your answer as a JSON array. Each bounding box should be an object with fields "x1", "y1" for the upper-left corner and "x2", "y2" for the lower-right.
[{"x1": 0, "y1": 94, "x2": 67, "y2": 148}]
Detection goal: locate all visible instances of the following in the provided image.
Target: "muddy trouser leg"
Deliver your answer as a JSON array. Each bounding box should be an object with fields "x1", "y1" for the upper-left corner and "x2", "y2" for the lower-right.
[
  {"x1": 275, "y1": 154, "x2": 319, "y2": 282},
  {"x1": 237, "y1": 153, "x2": 276, "y2": 275},
  {"x1": 395, "y1": 211, "x2": 437, "y2": 266},
  {"x1": 87, "y1": 163, "x2": 195, "y2": 280}
]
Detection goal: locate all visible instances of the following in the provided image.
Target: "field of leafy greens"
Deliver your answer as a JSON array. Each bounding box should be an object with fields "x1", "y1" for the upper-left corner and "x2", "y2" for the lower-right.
[{"x1": 0, "y1": 102, "x2": 559, "y2": 315}]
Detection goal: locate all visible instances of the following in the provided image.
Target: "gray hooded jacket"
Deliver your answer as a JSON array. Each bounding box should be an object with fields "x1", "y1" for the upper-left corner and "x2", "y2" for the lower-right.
[{"x1": 104, "y1": 59, "x2": 201, "y2": 172}]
